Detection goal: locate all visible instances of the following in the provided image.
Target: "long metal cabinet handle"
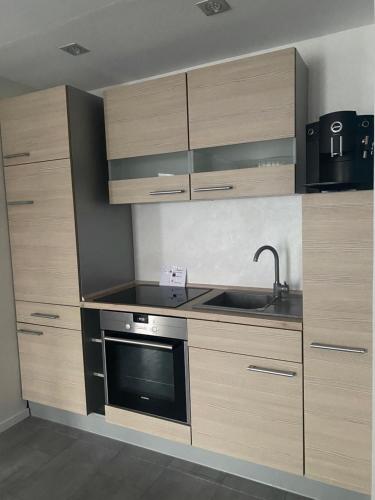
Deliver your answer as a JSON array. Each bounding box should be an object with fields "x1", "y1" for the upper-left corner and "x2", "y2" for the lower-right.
[
  {"x1": 149, "y1": 189, "x2": 185, "y2": 195},
  {"x1": 7, "y1": 200, "x2": 34, "y2": 206},
  {"x1": 193, "y1": 186, "x2": 233, "y2": 192},
  {"x1": 310, "y1": 342, "x2": 367, "y2": 354},
  {"x1": 247, "y1": 365, "x2": 296, "y2": 378},
  {"x1": 105, "y1": 336, "x2": 173, "y2": 350},
  {"x1": 3, "y1": 152, "x2": 30, "y2": 159},
  {"x1": 31, "y1": 312, "x2": 60, "y2": 320},
  {"x1": 17, "y1": 329, "x2": 43, "y2": 336}
]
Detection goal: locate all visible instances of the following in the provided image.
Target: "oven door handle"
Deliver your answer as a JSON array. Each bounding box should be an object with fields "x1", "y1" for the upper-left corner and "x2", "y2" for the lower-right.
[{"x1": 104, "y1": 336, "x2": 174, "y2": 351}]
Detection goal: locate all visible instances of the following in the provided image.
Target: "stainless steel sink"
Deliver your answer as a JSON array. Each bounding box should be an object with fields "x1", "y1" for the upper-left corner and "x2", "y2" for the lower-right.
[
  {"x1": 193, "y1": 290, "x2": 302, "y2": 319},
  {"x1": 200, "y1": 291, "x2": 276, "y2": 311}
]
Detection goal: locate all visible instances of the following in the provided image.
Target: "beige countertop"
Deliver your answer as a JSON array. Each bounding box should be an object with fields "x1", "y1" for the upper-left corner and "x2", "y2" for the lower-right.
[{"x1": 82, "y1": 281, "x2": 302, "y2": 331}]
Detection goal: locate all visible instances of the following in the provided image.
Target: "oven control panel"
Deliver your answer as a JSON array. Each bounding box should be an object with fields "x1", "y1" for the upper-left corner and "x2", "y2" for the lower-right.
[{"x1": 100, "y1": 310, "x2": 187, "y2": 341}]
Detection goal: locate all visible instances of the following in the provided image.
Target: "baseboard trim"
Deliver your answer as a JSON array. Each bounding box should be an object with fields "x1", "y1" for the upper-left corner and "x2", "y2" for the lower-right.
[
  {"x1": 0, "y1": 407, "x2": 30, "y2": 433},
  {"x1": 29, "y1": 402, "x2": 370, "y2": 500}
]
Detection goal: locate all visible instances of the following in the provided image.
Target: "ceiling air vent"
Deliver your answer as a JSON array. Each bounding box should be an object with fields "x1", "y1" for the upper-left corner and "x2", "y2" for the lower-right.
[
  {"x1": 196, "y1": 0, "x2": 231, "y2": 16},
  {"x1": 59, "y1": 43, "x2": 90, "y2": 56}
]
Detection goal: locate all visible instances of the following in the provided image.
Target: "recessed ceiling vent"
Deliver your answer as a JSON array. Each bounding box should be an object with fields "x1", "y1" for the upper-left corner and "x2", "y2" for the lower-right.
[
  {"x1": 196, "y1": 0, "x2": 231, "y2": 16},
  {"x1": 59, "y1": 43, "x2": 90, "y2": 56}
]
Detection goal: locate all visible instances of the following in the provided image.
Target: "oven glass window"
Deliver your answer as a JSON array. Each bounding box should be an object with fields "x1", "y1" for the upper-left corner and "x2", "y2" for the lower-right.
[{"x1": 105, "y1": 334, "x2": 188, "y2": 423}]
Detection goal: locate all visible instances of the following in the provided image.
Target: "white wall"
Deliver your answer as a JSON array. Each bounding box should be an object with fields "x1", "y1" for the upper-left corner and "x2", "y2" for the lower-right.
[
  {"x1": 0, "y1": 79, "x2": 32, "y2": 431},
  {"x1": 131, "y1": 25, "x2": 374, "y2": 288}
]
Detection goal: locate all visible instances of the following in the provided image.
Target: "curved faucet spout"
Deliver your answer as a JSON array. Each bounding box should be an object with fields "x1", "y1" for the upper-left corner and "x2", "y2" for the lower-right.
[{"x1": 253, "y1": 245, "x2": 289, "y2": 298}]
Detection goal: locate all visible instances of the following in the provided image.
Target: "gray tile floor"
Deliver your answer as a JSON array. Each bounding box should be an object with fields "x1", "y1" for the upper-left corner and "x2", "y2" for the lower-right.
[{"x1": 0, "y1": 417, "x2": 311, "y2": 500}]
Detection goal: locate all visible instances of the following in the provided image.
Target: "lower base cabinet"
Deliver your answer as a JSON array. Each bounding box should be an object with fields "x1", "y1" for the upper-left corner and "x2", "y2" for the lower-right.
[
  {"x1": 17, "y1": 323, "x2": 87, "y2": 415},
  {"x1": 303, "y1": 191, "x2": 373, "y2": 495},
  {"x1": 189, "y1": 347, "x2": 303, "y2": 475}
]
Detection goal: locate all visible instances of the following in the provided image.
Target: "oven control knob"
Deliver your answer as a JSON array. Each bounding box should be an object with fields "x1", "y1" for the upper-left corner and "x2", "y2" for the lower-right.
[
  {"x1": 125, "y1": 323, "x2": 131, "y2": 330},
  {"x1": 152, "y1": 326, "x2": 158, "y2": 333}
]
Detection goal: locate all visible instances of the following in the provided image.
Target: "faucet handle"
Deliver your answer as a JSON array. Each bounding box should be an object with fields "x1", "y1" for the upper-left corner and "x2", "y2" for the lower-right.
[{"x1": 281, "y1": 281, "x2": 289, "y2": 295}]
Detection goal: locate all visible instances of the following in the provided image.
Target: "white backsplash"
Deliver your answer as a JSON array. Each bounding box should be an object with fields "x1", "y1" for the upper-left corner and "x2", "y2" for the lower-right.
[{"x1": 132, "y1": 195, "x2": 302, "y2": 290}]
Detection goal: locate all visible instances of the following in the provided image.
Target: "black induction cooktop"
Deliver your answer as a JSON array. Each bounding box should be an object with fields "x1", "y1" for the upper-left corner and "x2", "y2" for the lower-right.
[{"x1": 94, "y1": 284, "x2": 211, "y2": 308}]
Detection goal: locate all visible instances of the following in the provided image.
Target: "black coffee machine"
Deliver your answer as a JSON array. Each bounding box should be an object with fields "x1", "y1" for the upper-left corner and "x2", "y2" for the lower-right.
[{"x1": 306, "y1": 111, "x2": 374, "y2": 191}]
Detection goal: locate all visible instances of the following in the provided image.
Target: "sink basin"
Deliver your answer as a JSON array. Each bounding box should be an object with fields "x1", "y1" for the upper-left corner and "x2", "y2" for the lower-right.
[
  {"x1": 193, "y1": 290, "x2": 303, "y2": 319},
  {"x1": 199, "y1": 291, "x2": 276, "y2": 312}
]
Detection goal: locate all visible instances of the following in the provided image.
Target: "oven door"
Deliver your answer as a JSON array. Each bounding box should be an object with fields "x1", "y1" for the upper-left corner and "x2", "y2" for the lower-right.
[{"x1": 103, "y1": 332, "x2": 189, "y2": 424}]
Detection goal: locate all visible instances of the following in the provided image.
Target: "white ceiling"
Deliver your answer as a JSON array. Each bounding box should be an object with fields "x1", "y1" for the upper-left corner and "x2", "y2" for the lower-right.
[{"x1": 0, "y1": 0, "x2": 373, "y2": 91}]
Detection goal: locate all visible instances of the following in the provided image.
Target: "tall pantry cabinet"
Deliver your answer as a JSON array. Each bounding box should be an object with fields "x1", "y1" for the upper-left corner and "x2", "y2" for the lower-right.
[{"x1": 0, "y1": 86, "x2": 134, "y2": 414}]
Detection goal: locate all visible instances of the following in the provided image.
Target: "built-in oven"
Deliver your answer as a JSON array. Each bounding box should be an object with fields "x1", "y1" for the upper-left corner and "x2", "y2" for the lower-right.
[{"x1": 100, "y1": 310, "x2": 190, "y2": 424}]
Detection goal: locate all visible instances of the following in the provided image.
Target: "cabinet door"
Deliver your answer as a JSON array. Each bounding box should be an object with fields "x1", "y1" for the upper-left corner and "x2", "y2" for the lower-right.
[
  {"x1": 0, "y1": 86, "x2": 70, "y2": 166},
  {"x1": 303, "y1": 191, "x2": 373, "y2": 494},
  {"x1": 17, "y1": 323, "x2": 87, "y2": 415},
  {"x1": 4, "y1": 159, "x2": 80, "y2": 305},
  {"x1": 188, "y1": 48, "x2": 295, "y2": 149},
  {"x1": 189, "y1": 347, "x2": 303, "y2": 475},
  {"x1": 104, "y1": 74, "x2": 189, "y2": 160}
]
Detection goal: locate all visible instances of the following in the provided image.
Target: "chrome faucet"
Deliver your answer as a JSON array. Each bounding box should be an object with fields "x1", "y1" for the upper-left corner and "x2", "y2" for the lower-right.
[{"x1": 253, "y1": 245, "x2": 289, "y2": 298}]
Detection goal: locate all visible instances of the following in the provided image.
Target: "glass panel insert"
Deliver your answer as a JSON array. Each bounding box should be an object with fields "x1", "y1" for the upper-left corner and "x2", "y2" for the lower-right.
[
  {"x1": 192, "y1": 138, "x2": 296, "y2": 173},
  {"x1": 109, "y1": 151, "x2": 192, "y2": 180}
]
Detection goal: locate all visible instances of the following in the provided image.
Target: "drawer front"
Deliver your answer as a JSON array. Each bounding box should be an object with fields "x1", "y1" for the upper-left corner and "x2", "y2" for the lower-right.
[
  {"x1": 104, "y1": 74, "x2": 188, "y2": 159},
  {"x1": 190, "y1": 348, "x2": 303, "y2": 475},
  {"x1": 105, "y1": 406, "x2": 191, "y2": 445},
  {"x1": 5, "y1": 160, "x2": 80, "y2": 305},
  {"x1": 191, "y1": 166, "x2": 295, "y2": 201},
  {"x1": 17, "y1": 323, "x2": 87, "y2": 415},
  {"x1": 188, "y1": 319, "x2": 301, "y2": 362},
  {"x1": 109, "y1": 175, "x2": 190, "y2": 204},
  {"x1": 0, "y1": 86, "x2": 70, "y2": 166},
  {"x1": 16, "y1": 302, "x2": 81, "y2": 330},
  {"x1": 304, "y1": 345, "x2": 371, "y2": 494}
]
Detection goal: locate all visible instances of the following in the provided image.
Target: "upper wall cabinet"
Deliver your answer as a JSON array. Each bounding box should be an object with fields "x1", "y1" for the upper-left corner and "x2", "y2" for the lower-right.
[
  {"x1": 187, "y1": 48, "x2": 296, "y2": 149},
  {"x1": 104, "y1": 74, "x2": 189, "y2": 160},
  {"x1": 0, "y1": 86, "x2": 70, "y2": 166},
  {"x1": 103, "y1": 48, "x2": 307, "y2": 204}
]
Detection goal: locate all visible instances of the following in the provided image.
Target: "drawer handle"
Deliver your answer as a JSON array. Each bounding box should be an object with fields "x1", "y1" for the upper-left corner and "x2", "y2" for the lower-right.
[
  {"x1": 90, "y1": 338, "x2": 103, "y2": 344},
  {"x1": 93, "y1": 372, "x2": 105, "y2": 378},
  {"x1": 193, "y1": 186, "x2": 233, "y2": 192},
  {"x1": 310, "y1": 342, "x2": 367, "y2": 354},
  {"x1": 149, "y1": 189, "x2": 185, "y2": 195},
  {"x1": 31, "y1": 312, "x2": 60, "y2": 320},
  {"x1": 17, "y1": 329, "x2": 43, "y2": 336},
  {"x1": 247, "y1": 365, "x2": 296, "y2": 378},
  {"x1": 3, "y1": 152, "x2": 30, "y2": 159},
  {"x1": 7, "y1": 200, "x2": 34, "y2": 206}
]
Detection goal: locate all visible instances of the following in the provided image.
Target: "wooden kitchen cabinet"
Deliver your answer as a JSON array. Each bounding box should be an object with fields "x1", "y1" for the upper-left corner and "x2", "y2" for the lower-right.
[
  {"x1": 17, "y1": 323, "x2": 87, "y2": 415},
  {"x1": 1, "y1": 85, "x2": 135, "y2": 415},
  {"x1": 188, "y1": 48, "x2": 296, "y2": 149},
  {"x1": 0, "y1": 86, "x2": 70, "y2": 166},
  {"x1": 187, "y1": 48, "x2": 307, "y2": 199},
  {"x1": 104, "y1": 74, "x2": 189, "y2": 160},
  {"x1": 303, "y1": 191, "x2": 373, "y2": 494},
  {"x1": 4, "y1": 159, "x2": 80, "y2": 305},
  {"x1": 189, "y1": 346, "x2": 303, "y2": 475}
]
